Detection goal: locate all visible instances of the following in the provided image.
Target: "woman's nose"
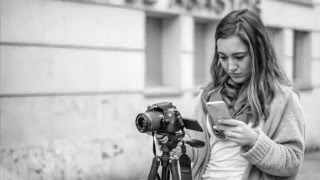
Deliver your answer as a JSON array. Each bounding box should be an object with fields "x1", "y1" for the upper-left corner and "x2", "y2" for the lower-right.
[{"x1": 228, "y1": 61, "x2": 238, "y2": 72}]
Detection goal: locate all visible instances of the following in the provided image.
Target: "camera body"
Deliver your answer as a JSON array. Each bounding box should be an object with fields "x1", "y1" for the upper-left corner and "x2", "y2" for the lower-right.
[{"x1": 135, "y1": 102, "x2": 183, "y2": 134}]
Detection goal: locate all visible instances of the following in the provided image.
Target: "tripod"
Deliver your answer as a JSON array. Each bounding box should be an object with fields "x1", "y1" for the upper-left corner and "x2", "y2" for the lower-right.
[
  {"x1": 148, "y1": 143, "x2": 180, "y2": 180},
  {"x1": 148, "y1": 131, "x2": 184, "y2": 180},
  {"x1": 147, "y1": 131, "x2": 204, "y2": 180}
]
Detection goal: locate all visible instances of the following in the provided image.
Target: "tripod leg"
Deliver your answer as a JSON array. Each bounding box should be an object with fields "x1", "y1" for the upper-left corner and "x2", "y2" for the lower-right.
[
  {"x1": 170, "y1": 158, "x2": 180, "y2": 180},
  {"x1": 148, "y1": 157, "x2": 161, "y2": 180},
  {"x1": 162, "y1": 165, "x2": 170, "y2": 180}
]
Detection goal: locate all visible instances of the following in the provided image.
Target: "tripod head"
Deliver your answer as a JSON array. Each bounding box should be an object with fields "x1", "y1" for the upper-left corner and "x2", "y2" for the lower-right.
[{"x1": 157, "y1": 130, "x2": 205, "y2": 154}]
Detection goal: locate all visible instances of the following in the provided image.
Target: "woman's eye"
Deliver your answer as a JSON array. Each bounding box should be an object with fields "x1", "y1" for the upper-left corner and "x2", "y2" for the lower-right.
[
  {"x1": 235, "y1": 56, "x2": 244, "y2": 60},
  {"x1": 219, "y1": 56, "x2": 227, "y2": 60}
]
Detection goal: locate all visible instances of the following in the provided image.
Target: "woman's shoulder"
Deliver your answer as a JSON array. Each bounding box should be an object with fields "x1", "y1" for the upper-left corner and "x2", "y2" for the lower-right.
[
  {"x1": 273, "y1": 83, "x2": 300, "y2": 106},
  {"x1": 274, "y1": 83, "x2": 295, "y2": 96},
  {"x1": 267, "y1": 83, "x2": 302, "y2": 125}
]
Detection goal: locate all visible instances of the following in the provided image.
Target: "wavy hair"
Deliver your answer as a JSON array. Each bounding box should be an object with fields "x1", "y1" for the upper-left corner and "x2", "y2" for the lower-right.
[{"x1": 202, "y1": 9, "x2": 292, "y2": 126}]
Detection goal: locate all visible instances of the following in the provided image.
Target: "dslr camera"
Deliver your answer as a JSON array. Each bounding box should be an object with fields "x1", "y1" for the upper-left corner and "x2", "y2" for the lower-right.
[
  {"x1": 135, "y1": 102, "x2": 202, "y2": 134},
  {"x1": 136, "y1": 102, "x2": 183, "y2": 134}
]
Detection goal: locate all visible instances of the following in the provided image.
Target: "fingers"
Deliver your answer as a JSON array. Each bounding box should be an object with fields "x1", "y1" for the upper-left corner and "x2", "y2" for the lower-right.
[
  {"x1": 217, "y1": 119, "x2": 244, "y2": 126},
  {"x1": 213, "y1": 121, "x2": 257, "y2": 146},
  {"x1": 225, "y1": 137, "x2": 241, "y2": 144},
  {"x1": 223, "y1": 130, "x2": 239, "y2": 138},
  {"x1": 213, "y1": 124, "x2": 238, "y2": 132},
  {"x1": 223, "y1": 130, "x2": 243, "y2": 144}
]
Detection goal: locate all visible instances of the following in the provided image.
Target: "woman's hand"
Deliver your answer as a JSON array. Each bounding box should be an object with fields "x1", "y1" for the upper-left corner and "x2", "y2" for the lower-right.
[{"x1": 213, "y1": 119, "x2": 259, "y2": 147}]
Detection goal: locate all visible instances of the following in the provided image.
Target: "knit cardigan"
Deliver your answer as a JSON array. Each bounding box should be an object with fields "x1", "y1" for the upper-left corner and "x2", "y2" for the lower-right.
[{"x1": 185, "y1": 84, "x2": 305, "y2": 180}]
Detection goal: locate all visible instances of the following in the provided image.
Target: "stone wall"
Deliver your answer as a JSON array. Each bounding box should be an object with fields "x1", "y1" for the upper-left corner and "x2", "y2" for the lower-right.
[{"x1": 0, "y1": 138, "x2": 151, "y2": 180}]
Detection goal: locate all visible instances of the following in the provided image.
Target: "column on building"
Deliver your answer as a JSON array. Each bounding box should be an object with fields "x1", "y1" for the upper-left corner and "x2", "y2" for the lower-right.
[
  {"x1": 194, "y1": 19, "x2": 218, "y2": 89},
  {"x1": 311, "y1": 32, "x2": 320, "y2": 87},
  {"x1": 293, "y1": 30, "x2": 313, "y2": 90}
]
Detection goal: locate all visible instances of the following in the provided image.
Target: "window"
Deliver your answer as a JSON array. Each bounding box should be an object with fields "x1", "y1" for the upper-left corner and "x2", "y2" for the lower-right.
[
  {"x1": 145, "y1": 17, "x2": 163, "y2": 87},
  {"x1": 293, "y1": 30, "x2": 312, "y2": 90},
  {"x1": 193, "y1": 20, "x2": 217, "y2": 88},
  {"x1": 145, "y1": 15, "x2": 181, "y2": 96}
]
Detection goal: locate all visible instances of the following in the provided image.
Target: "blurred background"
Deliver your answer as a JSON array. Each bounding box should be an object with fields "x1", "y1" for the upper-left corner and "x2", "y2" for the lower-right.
[{"x1": 0, "y1": 0, "x2": 320, "y2": 179}]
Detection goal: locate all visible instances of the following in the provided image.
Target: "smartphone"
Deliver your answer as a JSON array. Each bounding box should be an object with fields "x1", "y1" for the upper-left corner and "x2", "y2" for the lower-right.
[{"x1": 206, "y1": 101, "x2": 232, "y2": 125}]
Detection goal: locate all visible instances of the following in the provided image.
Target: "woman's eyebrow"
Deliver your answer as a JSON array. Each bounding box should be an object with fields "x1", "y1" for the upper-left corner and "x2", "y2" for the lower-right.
[
  {"x1": 232, "y1": 52, "x2": 248, "y2": 56},
  {"x1": 217, "y1": 52, "x2": 248, "y2": 56},
  {"x1": 217, "y1": 52, "x2": 226, "y2": 55}
]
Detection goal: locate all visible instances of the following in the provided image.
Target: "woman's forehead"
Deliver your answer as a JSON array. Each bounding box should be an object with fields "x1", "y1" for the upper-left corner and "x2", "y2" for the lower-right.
[{"x1": 217, "y1": 35, "x2": 248, "y2": 54}]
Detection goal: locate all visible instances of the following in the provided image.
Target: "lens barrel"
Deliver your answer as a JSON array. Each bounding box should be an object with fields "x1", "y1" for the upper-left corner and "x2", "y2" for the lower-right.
[{"x1": 135, "y1": 111, "x2": 163, "y2": 133}]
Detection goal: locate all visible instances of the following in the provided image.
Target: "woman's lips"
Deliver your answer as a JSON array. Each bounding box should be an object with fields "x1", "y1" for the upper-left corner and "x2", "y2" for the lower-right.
[{"x1": 229, "y1": 73, "x2": 242, "y2": 78}]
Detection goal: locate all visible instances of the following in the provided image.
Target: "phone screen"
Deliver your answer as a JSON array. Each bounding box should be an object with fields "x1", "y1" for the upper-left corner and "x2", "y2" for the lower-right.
[{"x1": 206, "y1": 101, "x2": 232, "y2": 125}]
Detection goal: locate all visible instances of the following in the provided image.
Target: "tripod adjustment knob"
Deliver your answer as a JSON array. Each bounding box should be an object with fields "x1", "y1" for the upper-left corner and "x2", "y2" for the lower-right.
[{"x1": 181, "y1": 143, "x2": 186, "y2": 154}]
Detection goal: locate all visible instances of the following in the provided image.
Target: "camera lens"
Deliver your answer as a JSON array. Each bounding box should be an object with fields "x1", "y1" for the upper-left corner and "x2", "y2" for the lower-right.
[
  {"x1": 135, "y1": 111, "x2": 163, "y2": 133},
  {"x1": 136, "y1": 114, "x2": 149, "y2": 132}
]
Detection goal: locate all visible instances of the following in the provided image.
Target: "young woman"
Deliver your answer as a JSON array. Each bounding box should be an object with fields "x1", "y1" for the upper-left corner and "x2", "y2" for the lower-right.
[{"x1": 184, "y1": 9, "x2": 305, "y2": 180}]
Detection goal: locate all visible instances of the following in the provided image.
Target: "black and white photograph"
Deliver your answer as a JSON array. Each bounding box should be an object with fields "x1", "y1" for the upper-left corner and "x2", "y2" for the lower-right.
[{"x1": 1, "y1": 0, "x2": 320, "y2": 179}]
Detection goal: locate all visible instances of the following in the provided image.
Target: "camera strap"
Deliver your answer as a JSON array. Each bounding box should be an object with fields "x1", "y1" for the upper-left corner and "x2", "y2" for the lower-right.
[
  {"x1": 179, "y1": 142, "x2": 193, "y2": 180},
  {"x1": 152, "y1": 132, "x2": 157, "y2": 156},
  {"x1": 151, "y1": 132, "x2": 161, "y2": 180}
]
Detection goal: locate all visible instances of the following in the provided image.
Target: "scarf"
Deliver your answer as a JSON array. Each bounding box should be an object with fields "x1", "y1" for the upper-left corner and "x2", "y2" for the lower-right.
[
  {"x1": 220, "y1": 79, "x2": 251, "y2": 120},
  {"x1": 202, "y1": 79, "x2": 252, "y2": 138}
]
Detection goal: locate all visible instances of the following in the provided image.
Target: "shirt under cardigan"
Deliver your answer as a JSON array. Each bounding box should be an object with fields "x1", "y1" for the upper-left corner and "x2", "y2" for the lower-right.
[
  {"x1": 202, "y1": 115, "x2": 253, "y2": 180},
  {"x1": 185, "y1": 84, "x2": 305, "y2": 180}
]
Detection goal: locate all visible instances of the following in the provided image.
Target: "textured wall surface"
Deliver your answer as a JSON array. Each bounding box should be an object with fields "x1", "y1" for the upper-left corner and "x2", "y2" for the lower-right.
[{"x1": 0, "y1": 138, "x2": 152, "y2": 180}]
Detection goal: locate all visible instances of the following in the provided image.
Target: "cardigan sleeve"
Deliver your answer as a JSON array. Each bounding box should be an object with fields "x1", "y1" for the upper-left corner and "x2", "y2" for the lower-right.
[
  {"x1": 185, "y1": 91, "x2": 203, "y2": 162},
  {"x1": 185, "y1": 89, "x2": 207, "y2": 164},
  {"x1": 241, "y1": 90, "x2": 305, "y2": 177}
]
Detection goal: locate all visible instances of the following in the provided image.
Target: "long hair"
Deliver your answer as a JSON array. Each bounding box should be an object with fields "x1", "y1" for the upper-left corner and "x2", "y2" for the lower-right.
[{"x1": 203, "y1": 9, "x2": 292, "y2": 125}]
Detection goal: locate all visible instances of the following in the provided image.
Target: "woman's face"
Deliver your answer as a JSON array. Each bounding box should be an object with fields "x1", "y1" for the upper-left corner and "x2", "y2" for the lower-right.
[{"x1": 217, "y1": 35, "x2": 252, "y2": 84}]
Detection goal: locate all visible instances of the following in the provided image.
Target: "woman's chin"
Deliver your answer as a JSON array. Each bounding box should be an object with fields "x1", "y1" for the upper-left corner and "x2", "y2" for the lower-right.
[{"x1": 231, "y1": 77, "x2": 246, "y2": 84}]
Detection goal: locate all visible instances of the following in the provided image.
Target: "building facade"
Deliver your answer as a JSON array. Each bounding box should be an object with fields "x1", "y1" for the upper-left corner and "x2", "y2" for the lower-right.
[{"x1": 1, "y1": 0, "x2": 320, "y2": 179}]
